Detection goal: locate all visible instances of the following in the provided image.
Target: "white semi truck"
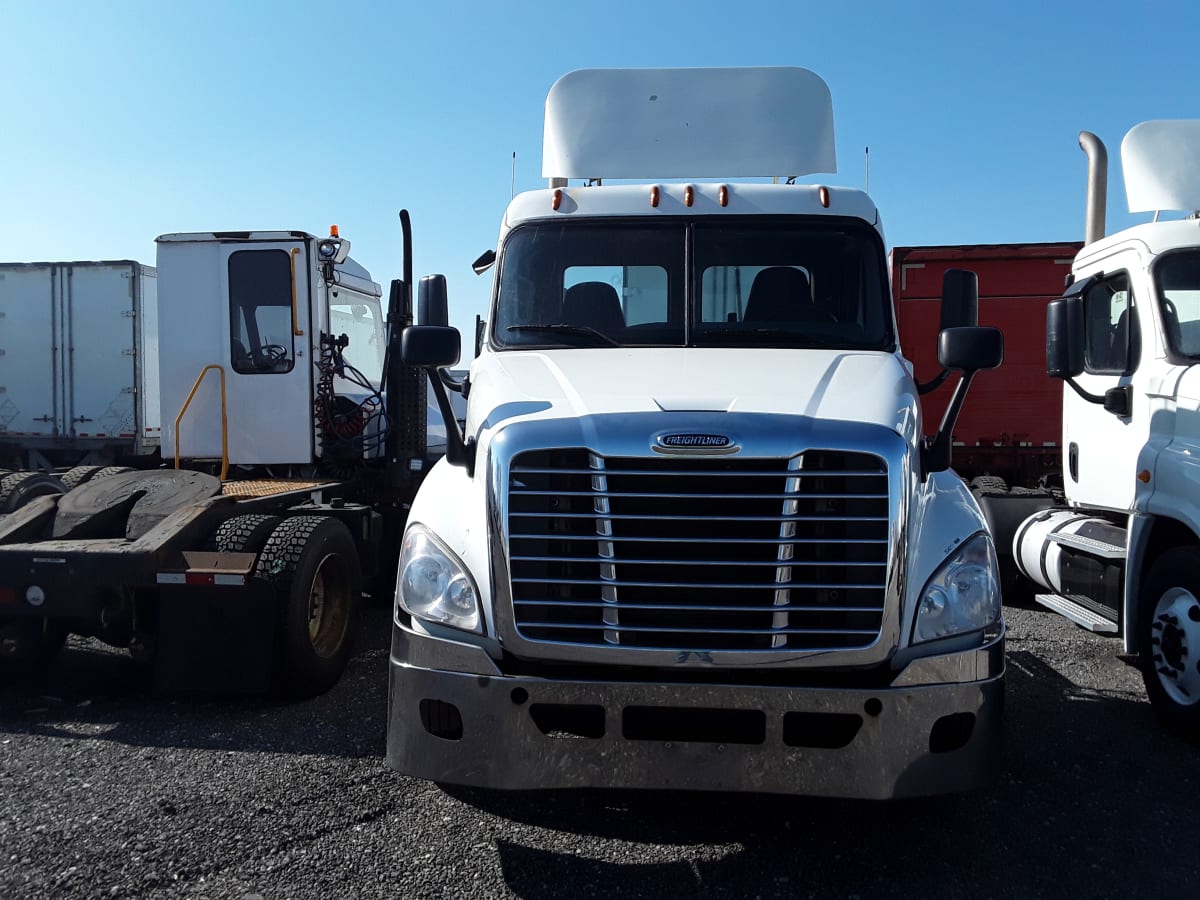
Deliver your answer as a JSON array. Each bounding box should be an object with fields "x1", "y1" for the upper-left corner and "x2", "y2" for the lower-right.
[
  {"x1": 1014, "y1": 120, "x2": 1200, "y2": 738},
  {"x1": 385, "y1": 68, "x2": 1007, "y2": 798}
]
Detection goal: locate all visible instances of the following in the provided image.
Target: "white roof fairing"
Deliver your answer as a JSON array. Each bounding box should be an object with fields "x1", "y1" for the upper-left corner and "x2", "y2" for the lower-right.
[
  {"x1": 1122, "y1": 120, "x2": 1200, "y2": 214},
  {"x1": 542, "y1": 67, "x2": 838, "y2": 181}
]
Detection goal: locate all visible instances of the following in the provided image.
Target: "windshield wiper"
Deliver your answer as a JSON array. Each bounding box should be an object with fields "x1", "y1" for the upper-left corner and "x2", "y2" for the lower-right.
[{"x1": 506, "y1": 324, "x2": 621, "y2": 347}]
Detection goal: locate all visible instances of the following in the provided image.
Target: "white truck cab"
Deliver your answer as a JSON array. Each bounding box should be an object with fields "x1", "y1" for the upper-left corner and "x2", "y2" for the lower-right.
[
  {"x1": 155, "y1": 229, "x2": 390, "y2": 469},
  {"x1": 1016, "y1": 120, "x2": 1200, "y2": 737},
  {"x1": 387, "y1": 68, "x2": 1006, "y2": 798}
]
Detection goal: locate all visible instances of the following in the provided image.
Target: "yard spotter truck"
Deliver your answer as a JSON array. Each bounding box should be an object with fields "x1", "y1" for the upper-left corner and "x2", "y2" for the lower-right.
[
  {"x1": 386, "y1": 67, "x2": 1008, "y2": 798},
  {"x1": 0, "y1": 221, "x2": 429, "y2": 695},
  {"x1": 1011, "y1": 120, "x2": 1200, "y2": 738}
]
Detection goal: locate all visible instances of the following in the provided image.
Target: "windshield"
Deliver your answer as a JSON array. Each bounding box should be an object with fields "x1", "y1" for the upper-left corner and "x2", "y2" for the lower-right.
[
  {"x1": 492, "y1": 218, "x2": 892, "y2": 351},
  {"x1": 1157, "y1": 249, "x2": 1200, "y2": 358},
  {"x1": 330, "y1": 288, "x2": 386, "y2": 380}
]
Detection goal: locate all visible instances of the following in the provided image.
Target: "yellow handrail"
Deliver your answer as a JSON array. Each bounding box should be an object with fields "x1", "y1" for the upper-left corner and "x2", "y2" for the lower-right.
[
  {"x1": 174, "y1": 364, "x2": 229, "y2": 481},
  {"x1": 290, "y1": 247, "x2": 304, "y2": 336}
]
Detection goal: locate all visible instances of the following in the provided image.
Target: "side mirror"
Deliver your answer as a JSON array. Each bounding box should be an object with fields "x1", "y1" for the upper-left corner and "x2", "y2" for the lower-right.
[
  {"x1": 418, "y1": 274, "x2": 449, "y2": 327},
  {"x1": 401, "y1": 326, "x2": 461, "y2": 368},
  {"x1": 923, "y1": 325, "x2": 1003, "y2": 477},
  {"x1": 940, "y1": 269, "x2": 979, "y2": 330},
  {"x1": 938, "y1": 326, "x2": 1004, "y2": 371},
  {"x1": 1046, "y1": 296, "x2": 1084, "y2": 379},
  {"x1": 472, "y1": 249, "x2": 497, "y2": 276}
]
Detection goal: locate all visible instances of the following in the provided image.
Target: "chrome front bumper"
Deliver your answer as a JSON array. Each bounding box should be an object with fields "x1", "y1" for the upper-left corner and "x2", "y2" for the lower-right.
[{"x1": 385, "y1": 624, "x2": 1004, "y2": 799}]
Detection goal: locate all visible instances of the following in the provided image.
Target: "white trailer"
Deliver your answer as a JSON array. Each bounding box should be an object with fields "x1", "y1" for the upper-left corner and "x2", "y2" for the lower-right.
[
  {"x1": 387, "y1": 68, "x2": 1007, "y2": 799},
  {"x1": 0, "y1": 261, "x2": 159, "y2": 470}
]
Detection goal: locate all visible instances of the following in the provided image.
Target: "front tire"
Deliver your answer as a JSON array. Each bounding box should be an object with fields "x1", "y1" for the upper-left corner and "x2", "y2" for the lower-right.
[
  {"x1": 255, "y1": 516, "x2": 360, "y2": 697},
  {"x1": 1138, "y1": 547, "x2": 1200, "y2": 740}
]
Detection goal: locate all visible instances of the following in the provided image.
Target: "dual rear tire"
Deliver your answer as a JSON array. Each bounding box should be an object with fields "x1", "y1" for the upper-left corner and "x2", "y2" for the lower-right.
[{"x1": 250, "y1": 515, "x2": 361, "y2": 697}]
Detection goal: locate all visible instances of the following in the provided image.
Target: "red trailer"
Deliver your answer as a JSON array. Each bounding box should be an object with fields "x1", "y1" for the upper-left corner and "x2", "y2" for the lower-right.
[{"x1": 892, "y1": 242, "x2": 1082, "y2": 487}]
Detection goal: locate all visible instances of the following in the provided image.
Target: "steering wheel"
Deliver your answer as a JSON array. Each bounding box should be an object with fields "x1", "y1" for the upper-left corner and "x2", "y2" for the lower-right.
[{"x1": 254, "y1": 344, "x2": 290, "y2": 368}]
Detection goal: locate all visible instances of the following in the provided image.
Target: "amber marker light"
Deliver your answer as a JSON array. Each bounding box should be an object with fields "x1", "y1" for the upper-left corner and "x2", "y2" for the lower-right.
[
  {"x1": 1138, "y1": 470, "x2": 1152, "y2": 483},
  {"x1": 552, "y1": 189, "x2": 563, "y2": 211},
  {"x1": 684, "y1": 185, "x2": 695, "y2": 207},
  {"x1": 818, "y1": 187, "x2": 830, "y2": 208},
  {"x1": 719, "y1": 185, "x2": 729, "y2": 207},
  {"x1": 650, "y1": 186, "x2": 660, "y2": 208}
]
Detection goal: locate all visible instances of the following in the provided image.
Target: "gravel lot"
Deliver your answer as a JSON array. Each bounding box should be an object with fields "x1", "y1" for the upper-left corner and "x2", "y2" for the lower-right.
[{"x1": 2, "y1": 601, "x2": 1197, "y2": 900}]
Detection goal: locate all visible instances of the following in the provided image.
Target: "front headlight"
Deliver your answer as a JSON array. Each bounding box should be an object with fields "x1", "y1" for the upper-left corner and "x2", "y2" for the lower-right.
[
  {"x1": 397, "y1": 524, "x2": 481, "y2": 633},
  {"x1": 913, "y1": 532, "x2": 1000, "y2": 643}
]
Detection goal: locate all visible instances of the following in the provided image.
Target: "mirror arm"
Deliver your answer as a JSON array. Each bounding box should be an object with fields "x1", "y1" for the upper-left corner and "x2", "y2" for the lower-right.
[
  {"x1": 916, "y1": 368, "x2": 951, "y2": 396},
  {"x1": 427, "y1": 370, "x2": 475, "y2": 474},
  {"x1": 921, "y1": 370, "x2": 978, "y2": 477},
  {"x1": 439, "y1": 368, "x2": 468, "y2": 396},
  {"x1": 1064, "y1": 376, "x2": 1106, "y2": 405}
]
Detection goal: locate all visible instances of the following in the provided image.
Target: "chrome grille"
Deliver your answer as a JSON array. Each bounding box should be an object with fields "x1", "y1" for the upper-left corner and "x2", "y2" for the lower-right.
[{"x1": 507, "y1": 449, "x2": 890, "y2": 652}]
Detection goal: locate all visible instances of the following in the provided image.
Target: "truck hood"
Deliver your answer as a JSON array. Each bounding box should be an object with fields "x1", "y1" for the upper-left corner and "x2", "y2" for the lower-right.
[{"x1": 465, "y1": 348, "x2": 921, "y2": 442}]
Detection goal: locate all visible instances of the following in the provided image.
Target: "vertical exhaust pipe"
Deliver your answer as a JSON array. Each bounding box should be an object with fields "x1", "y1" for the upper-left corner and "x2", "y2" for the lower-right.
[{"x1": 1078, "y1": 131, "x2": 1108, "y2": 245}]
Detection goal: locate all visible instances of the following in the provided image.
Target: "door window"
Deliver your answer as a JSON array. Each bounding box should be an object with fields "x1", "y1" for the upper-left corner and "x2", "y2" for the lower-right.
[
  {"x1": 228, "y1": 250, "x2": 296, "y2": 374},
  {"x1": 1082, "y1": 273, "x2": 1135, "y2": 374}
]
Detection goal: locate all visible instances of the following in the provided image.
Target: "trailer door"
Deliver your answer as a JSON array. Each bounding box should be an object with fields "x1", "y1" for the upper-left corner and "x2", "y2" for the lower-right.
[
  {"x1": 0, "y1": 265, "x2": 59, "y2": 441},
  {"x1": 65, "y1": 263, "x2": 139, "y2": 444}
]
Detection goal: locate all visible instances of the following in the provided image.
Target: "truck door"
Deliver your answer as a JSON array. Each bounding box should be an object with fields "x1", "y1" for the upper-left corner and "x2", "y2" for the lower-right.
[
  {"x1": 220, "y1": 242, "x2": 314, "y2": 464},
  {"x1": 1062, "y1": 261, "x2": 1152, "y2": 511}
]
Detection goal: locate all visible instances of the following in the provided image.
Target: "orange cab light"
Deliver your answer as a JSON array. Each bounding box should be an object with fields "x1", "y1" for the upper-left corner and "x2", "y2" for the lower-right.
[
  {"x1": 552, "y1": 189, "x2": 563, "y2": 211},
  {"x1": 818, "y1": 186, "x2": 830, "y2": 208},
  {"x1": 719, "y1": 185, "x2": 729, "y2": 207},
  {"x1": 1138, "y1": 470, "x2": 1152, "y2": 483},
  {"x1": 650, "y1": 186, "x2": 660, "y2": 208},
  {"x1": 684, "y1": 185, "x2": 695, "y2": 207},
  {"x1": 330, "y1": 224, "x2": 340, "y2": 237}
]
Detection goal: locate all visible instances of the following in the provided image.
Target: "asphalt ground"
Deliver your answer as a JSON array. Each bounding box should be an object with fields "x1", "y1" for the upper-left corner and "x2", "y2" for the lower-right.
[{"x1": 1, "y1": 601, "x2": 1197, "y2": 900}]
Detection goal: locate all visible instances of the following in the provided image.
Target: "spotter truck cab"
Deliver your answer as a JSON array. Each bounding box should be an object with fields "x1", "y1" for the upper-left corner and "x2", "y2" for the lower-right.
[{"x1": 387, "y1": 68, "x2": 1006, "y2": 798}]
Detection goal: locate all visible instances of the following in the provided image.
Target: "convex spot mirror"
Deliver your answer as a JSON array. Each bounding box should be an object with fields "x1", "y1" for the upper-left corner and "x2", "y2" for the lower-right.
[
  {"x1": 401, "y1": 326, "x2": 461, "y2": 369},
  {"x1": 938, "y1": 326, "x2": 1004, "y2": 371}
]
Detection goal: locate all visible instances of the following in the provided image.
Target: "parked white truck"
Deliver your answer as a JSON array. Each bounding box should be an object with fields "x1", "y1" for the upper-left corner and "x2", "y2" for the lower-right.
[
  {"x1": 1014, "y1": 120, "x2": 1200, "y2": 738},
  {"x1": 0, "y1": 261, "x2": 159, "y2": 470},
  {"x1": 387, "y1": 68, "x2": 1007, "y2": 798},
  {"x1": 1, "y1": 222, "x2": 430, "y2": 694}
]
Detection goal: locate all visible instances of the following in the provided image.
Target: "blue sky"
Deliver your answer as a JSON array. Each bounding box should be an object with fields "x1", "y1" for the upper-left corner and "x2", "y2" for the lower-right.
[{"x1": 3, "y1": 0, "x2": 1197, "y2": 340}]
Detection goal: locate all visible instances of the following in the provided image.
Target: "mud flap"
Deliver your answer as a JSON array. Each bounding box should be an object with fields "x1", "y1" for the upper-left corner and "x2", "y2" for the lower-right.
[{"x1": 153, "y1": 551, "x2": 277, "y2": 694}]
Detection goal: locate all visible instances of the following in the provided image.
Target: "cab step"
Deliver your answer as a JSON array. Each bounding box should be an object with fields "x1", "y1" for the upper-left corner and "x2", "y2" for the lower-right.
[
  {"x1": 1046, "y1": 531, "x2": 1126, "y2": 559},
  {"x1": 1034, "y1": 592, "x2": 1118, "y2": 633}
]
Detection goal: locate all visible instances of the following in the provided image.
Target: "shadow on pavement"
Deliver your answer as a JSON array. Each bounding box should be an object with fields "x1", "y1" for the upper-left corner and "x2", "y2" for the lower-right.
[
  {"x1": 448, "y1": 650, "x2": 1197, "y2": 899},
  {"x1": 0, "y1": 606, "x2": 394, "y2": 758}
]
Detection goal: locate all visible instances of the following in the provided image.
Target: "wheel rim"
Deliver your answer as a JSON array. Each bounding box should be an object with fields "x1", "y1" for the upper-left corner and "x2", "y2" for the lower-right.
[
  {"x1": 1150, "y1": 586, "x2": 1200, "y2": 706},
  {"x1": 307, "y1": 553, "x2": 351, "y2": 659}
]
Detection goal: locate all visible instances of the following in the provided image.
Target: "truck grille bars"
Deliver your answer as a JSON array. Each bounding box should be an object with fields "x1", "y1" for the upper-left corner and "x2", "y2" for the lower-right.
[{"x1": 507, "y1": 449, "x2": 890, "y2": 652}]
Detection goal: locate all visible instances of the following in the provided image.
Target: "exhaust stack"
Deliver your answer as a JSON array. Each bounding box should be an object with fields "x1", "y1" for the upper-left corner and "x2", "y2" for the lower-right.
[{"x1": 1079, "y1": 131, "x2": 1108, "y2": 245}]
